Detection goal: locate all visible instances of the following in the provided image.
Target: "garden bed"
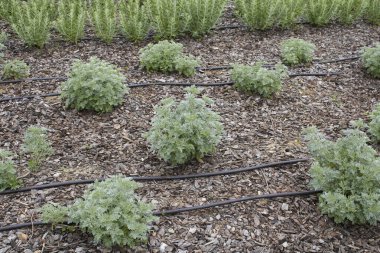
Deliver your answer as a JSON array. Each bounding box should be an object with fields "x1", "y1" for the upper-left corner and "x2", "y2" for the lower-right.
[{"x1": 1, "y1": 5, "x2": 380, "y2": 253}]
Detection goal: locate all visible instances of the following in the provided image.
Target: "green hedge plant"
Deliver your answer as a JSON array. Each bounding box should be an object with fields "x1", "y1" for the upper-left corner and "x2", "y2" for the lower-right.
[
  {"x1": 0, "y1": 149, "x2": 20, "y2": 191},
  {"x1": 145, "y1": 0, "x2": 190, "y2": 39},
  {"x1": 231, "y1": 62, "x2": 288, "y2": 97},
  {"x1": 361, "y1": 43, "x2": 380, "y2": 79},
  {"x1": 56, "y1": 0, "x2": 87, "y2": 43},
  {"x1": 139, "y1": 40, "x2": 199, "y2": 76},
  {"x1": 366, "y1": 0, "x2": 380, "y2": 25},
  {"x1": 22, "y1": 126, "x2": 53, "y2": 171},
  {"x1": 276, "y1": 0, "x2": 305, "y2": 29},
  {"x1": 61, "y1": 57, "x2": 128, "y2": 113},
  {"x1": 119, "y1": 0, "x2": 150, "y2": 42},
  {"x1": 1, "y1": 59, "x2": 30, "y2": 80},
  {"x1": 303, "y1": 126, "x2": 380, "y2": 225},
  {"x1": 41, "y1": 176, "x2": 157, "y2": 248},
  {"x1": 235, "y1": 0, "x2": 281, "y2": 30},
  {"x1": 90, "y1": 0, "x2": 117, "y2": 43},
  {"x1": 304, "y1": 0, "x2": 339, "y2": 26},
  {"x1": 280, "y1": 38, "x2": 316, "y2": 66},
  {"x1": 336, "y1": 0, "x2": 367, "y2": 25},
  {"x1": 184, "y1": 0, "x2": 227, "y2": 38},
  {"x1": 9, "y1": 0, "x2": 54, "y2": 48},
  {"x1": 145, "y1": 86, "x2": 224, "y2": 165}
]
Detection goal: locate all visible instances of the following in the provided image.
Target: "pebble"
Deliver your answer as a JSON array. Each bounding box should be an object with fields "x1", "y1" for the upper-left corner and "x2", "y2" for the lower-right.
[{"x1": 281, "y1": 203, "x2": 289, "y2": 211}]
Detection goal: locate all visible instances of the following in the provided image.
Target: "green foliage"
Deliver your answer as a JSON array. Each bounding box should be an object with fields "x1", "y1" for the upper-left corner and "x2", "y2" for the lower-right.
[
  {"x1": 369, "y1": 103, "x2": 380, "y2": 142},
  {"x1": 56, "y1": 0, "x2": 87, "y2": 43},
  {"x1": 0, "y1": 0, "x2": 16, "y2": 21},
  {"x1": 0, "y1": 32, "x2": 6, "y2": 62},
  {"x1": 0, "y1": 149, "x2": 20, "y2": 191},
  {"x1": 366, "y1": 0, "x2": 380, "y2": 25},
  {"x1": 304, "y1": 0, "x2": 339, "y2": 26},
  {"x1": 68, "y1": 176, "x2": 157, "y2": 248},
  {"x1": 145, "y1": 0, "x2": 190, "y2": 39},
  {"x1": 145, "y1": 86, "x2": 224, "y2": 165},
  {"x1": 184, "y1": 0, "x2": 227, "y2": 38},
  {"x1": 9, "y1": 0, "x2": 54, "y2": 48},
  {"x1": 139, "y1": 40, "x2": 183, "y2": 72},
  {"x1": 90, "y1": 0, "x2": 117, "y2": 43},
  {"x1": 139, "y1": 40, "x2": 199, "y2": 76},
  {"x1": 41, "y1": 203, "x2": 69, "y2": 225},
  {"x1": 276, "y1": 0, "x2": 304, "y2": 28},
  {"x1": 303, "y1": 126, "x2": 380, "y2": 225},
  {"x1": 174, "y1": 55, "x2": 200, "y2": 77},
  {"x1": 235, "y1": 0, "x2": 281, "y2": 30},
  {"x1": 336, "y1": 0, "x2": 367, "y2": 25},
  {"x1": 362, "y1": 43, "x2": 380, "y2": 78},
  {"x1": 61, "y1": 57, "x2": 128, "y2": 113},
  {"x1": 119, "y1": 0, "x2": 150, "y2": 42},
  {"x1": 0, "y1": 32, "x2": 8, "y2": 44},
  {"x1": 1, "y1": 59, "x2": 30, "y2": 80},
  {"x1": 231, "y1": 62, "x2": 288, "y2": 97},
  {"x1": 280, "y1": 38, "x2": 316, "y2": 66},
  {"x1": 22, "y1": 126, "x2": 53, "y2": 171}
]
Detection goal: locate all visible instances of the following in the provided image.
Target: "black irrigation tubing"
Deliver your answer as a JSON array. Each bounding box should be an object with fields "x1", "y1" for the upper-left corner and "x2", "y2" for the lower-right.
[
  {"x1": 0, "y1": 158, "x2": 309, "y2": 196},
  {"x1": 0, "y1": 189, "x2": 322, "y2": 232},
  {"x1": 0, "y1": 77, "x2": 67, "y2": 84},
  {"x1": 197, "y1": 55, "x2": 360, "y2": 71},
  {"x1": 0, "y1": 71, "x2": 340, "y2": 102}
]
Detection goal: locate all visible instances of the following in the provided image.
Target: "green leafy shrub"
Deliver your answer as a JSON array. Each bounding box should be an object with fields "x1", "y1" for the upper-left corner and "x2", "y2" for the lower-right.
[
  {"x1": 139, "y1": 40, "x2": 183, "y2": 73},
  {"x1": 119, "y1": 0, "x2": 150, "y2": 42},
  {"x1": 304, "y1": 0, "x2": 339, "y2": 26},
  {"x1": 145, "y1": 86, "x2": 224, "y2": 165},
  {"x1": 336, "y1": 0, "x2": 367, "y2": 25},
  {"x1": 174, "y1": 55, "x2": 200, "y2": 77},
  {"x1": 1, "y1": 60, "x2": 30, "y2": 80},
  {"x1": 369, "y1": 103, "x2": 380, "y2": 142},
  {"x1": 56, "y1": 0, "x2": 87, "y2": 43},
  {"x1": 276, "y1": 0, "x2": 305, "y2": 28},
  {"x1": 303, "y1": 126, "x2": 380, "y2": 225},
  {"x1": 145, "y1": 0, "x2": 190, "y2": 39},
  {"x1": 139, "y1": 40, "x2": 199, "y2": 76},
  {"x1": 184, "y1": 0, "x2": 227, "y2": 38},
  {"x1": 366, "y1": 0, "x2": 380, "y2": 25},
  {"x1": 61, "y1": 57, "x2": 128, "y2": 113},
  {"x1": 9, "y1": 0, "x2": 54, "y2": 48},
  {"x1": 280, "y1": 38, "x2": 316, "y2": 66},
  {"x1": 22, "y1": 126, "x2": 53, "y2": 171},
  {"x1": 235, "y1": 0, "x2": 281, "y2": 30},
  {"x1": 361, "y1": 43, "x2": 380, "y2": 78},
  {"x1": 231, "y1": 62, "x2": 288, "y2": 97},
  {"x1": 41, "y1": 176, "x2": 156, "y2": 247},
  {"x1": 0, "y1": 149, "x2": 20, "y2": 191},
  {"x1": 90, "y1": 0, "x2": 117, "y2": 43},
  {"x1": 41, "y1": 203, "x2": 69, "y2": 225},
  {"x1": 70, "y1": 176, "x2": 156, "y2": 247}
]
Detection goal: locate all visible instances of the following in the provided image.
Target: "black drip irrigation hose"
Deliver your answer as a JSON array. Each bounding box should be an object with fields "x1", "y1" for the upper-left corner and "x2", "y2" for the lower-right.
[
  {"x1": 0, "y1": 77, "x2": 67, "y2": 85},
  {"x1": 0, "y1": 189, "x2": 322, "y2": 232},
  {"x1": 197, "y1": 55, "x2": 360, "y2": 71},
  {"x1": 0, "y1": 54, "x2": 356, "y2": 85},
  {"x1": 0, "y1": 71, "x2": 340, "y2": 102},
  {"x1": 0, "y1": 158, "x2": 309, "y2": 196}
]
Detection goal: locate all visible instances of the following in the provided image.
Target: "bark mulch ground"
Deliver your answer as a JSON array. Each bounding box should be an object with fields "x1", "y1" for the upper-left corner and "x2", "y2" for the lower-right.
[{"x1": 0, "y1": 5, "x2": 380, "y2": 253}]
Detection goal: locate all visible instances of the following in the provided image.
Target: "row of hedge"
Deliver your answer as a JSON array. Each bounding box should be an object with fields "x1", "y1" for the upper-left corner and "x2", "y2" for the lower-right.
[{"x1": 0, "y1": 0, "x2": 379, "y2": 47}]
